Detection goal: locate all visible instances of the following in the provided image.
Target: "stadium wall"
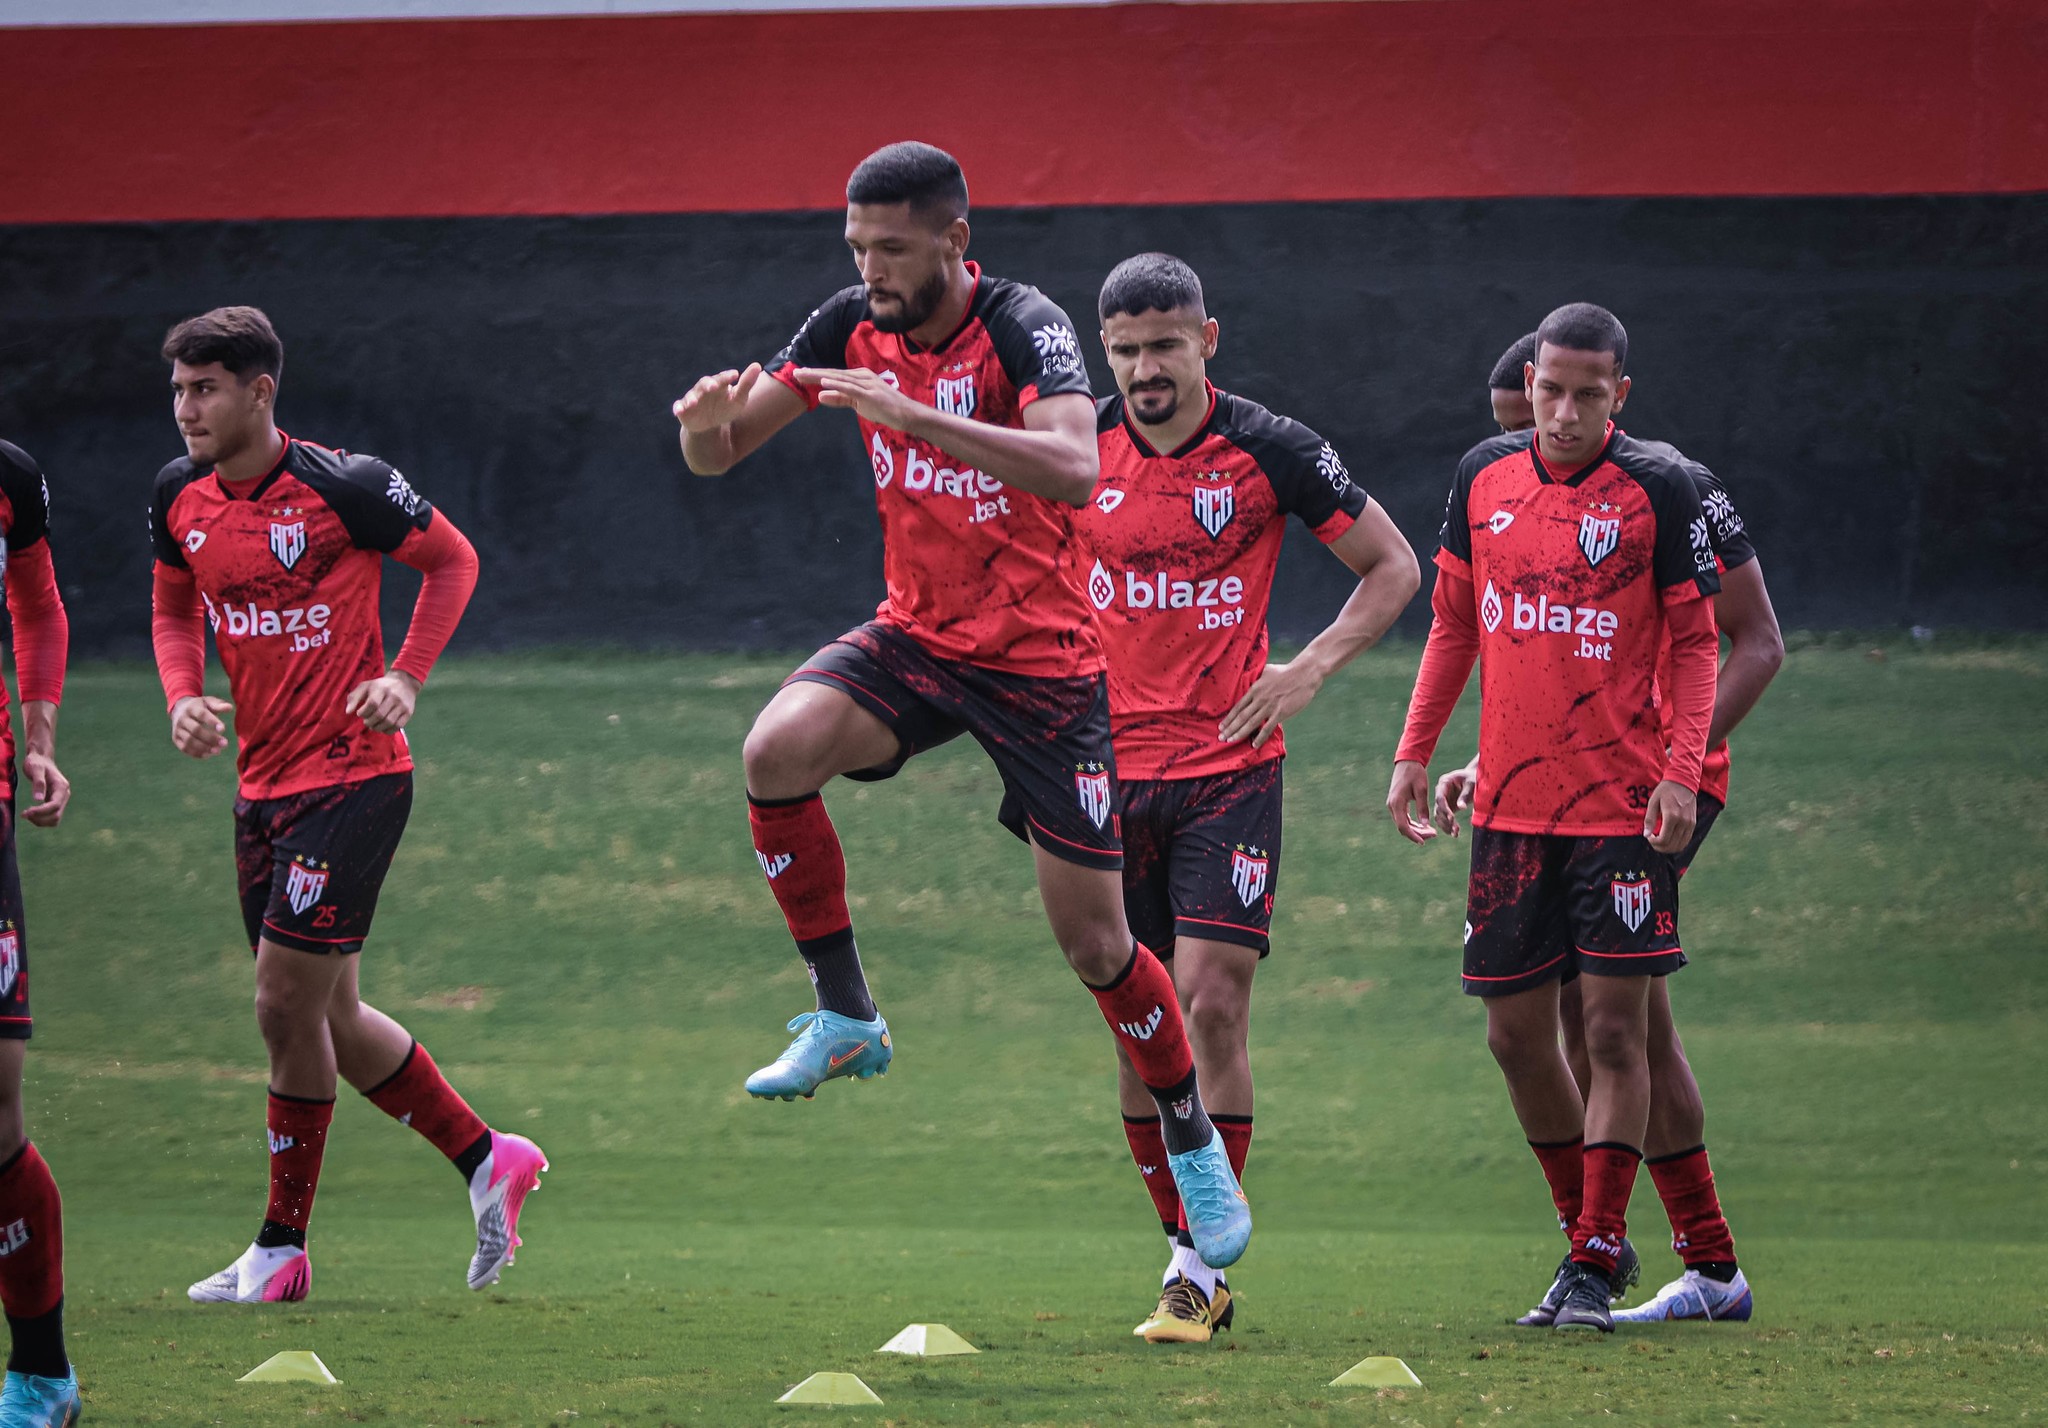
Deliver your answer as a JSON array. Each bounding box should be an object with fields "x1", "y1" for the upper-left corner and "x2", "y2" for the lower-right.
[{"x1": 2, "y1": 1, "x2": 2044, "y2": 656}]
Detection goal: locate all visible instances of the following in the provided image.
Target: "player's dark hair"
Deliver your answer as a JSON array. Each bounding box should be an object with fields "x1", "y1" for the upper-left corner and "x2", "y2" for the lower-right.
[
  {"x1": 162, "y1": 305, "x2": 283, "y2": 385},
  {"x1": 1097, "y1": 253, "x2": 1205, "y2": 322},
  {"x1": 846, "y1": 142, "x2": 969, "y2": 224},
  {"x1": 1535, "y1": 303, "x2": 1627, "y2": 376},
  {"x1": 1488, "y1": 332, "x2": 1538, "y2": 390}
]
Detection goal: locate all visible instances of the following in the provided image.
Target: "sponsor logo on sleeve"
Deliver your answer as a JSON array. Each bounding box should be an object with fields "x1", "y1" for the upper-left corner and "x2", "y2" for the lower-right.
[
  {"x1": 1316, "y1": 442, "x2": 1351, "y2": 494},
  {"x1": 385, "y1": 469, "x2": 424, "y2": 515},
  {"x1": 1702, "y1": 487, "x2": 1743, "y2": 541},
  {"x1": 1690, "y1": 515, "x2": 1715, "y2": 571},
  {"x1": 1031, "y1": 323, "x2": 1084, "y2": 377},
  {"x1": 1611, "y1": 872, "x2": 1653, "y2": 932}
]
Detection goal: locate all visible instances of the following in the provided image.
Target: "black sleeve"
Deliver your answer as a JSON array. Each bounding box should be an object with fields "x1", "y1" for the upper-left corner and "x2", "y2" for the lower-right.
[
  {"x1": 148, "y1": 460, "x2": 197, "y2": 569},
  {"x1": 1691, "y1": 464, "x2": 1757, "y2": 571},
  {"x1": 0, "y1": 441, "x2": 50, "y2": 552},
  {"x1": 1439, "y1": 435, "x2": 1519, "y2": 565},
  {"x1": 1648, "y1": 467, "x2": 1720, "y2": 597},
  {"x1": 764, "y1": 286, "x2": 865, "y2": 376},
  {"x1": 311, "y1": 453, "x2": 438, "y2": 554},
  {"x1": 1220, "y1": 401, "x2": 1370, "y2": 533},
  {"x1": 982, "y1": 284, "x2": 1094, "y2": 403}
]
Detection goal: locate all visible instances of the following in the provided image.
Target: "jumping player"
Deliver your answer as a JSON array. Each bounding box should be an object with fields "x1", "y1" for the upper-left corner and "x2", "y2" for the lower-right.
[
  {"x1": 1434, "y1": 332, "x2": 1784, "y2": 1325},
  {"x1": 1080, "y1": 255, "x2": 1418, "y2": 1341},
  {"x1": 672, "y1": 144, "x2": 1250, "y2": 1269},
  {"x1": 1386, "y1": 303, "x2": 1721, "y2": 1333},
  {"x1": 148, "y1": 307, "x2": 546, "y2": 1304},
  {"x1": 0, "y1": 441, "x2": 78, "y2": 1426}
]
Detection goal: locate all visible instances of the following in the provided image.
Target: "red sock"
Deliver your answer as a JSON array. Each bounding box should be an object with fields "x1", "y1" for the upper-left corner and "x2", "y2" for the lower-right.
[
  {"x1": 1570, "y1": 1142, "x2": 1643, "y2": 1276},
  {"x1": 1177, "y1": 1115, "x2": 1253, "y2": 1236},
  {"x1": 1086, "y1": 946, "x2": 1194, "y2": 1090},
  {"x1": 0, "y1": 1144, "x2": 64, "y2": 1319},
  {"x1": 1530, "y1": 1135, "x2": 1586, "y2": 1233},
  {"x1": 1646, "y1": 1145, "x2": 1737, "y2": 1266},
  {"x1": 748, "y1": 794, "x2": 851, "y2": 942},
  {"x1": 364, "y1": 1042, "x2": 489, "y2": 1163},
  {"x1": 264, "y1": 1093, "x2": 333, "y2": 1242},
  {"x1": 1121, "y1": 1115, "x2": 1180, "y2": 1234}
]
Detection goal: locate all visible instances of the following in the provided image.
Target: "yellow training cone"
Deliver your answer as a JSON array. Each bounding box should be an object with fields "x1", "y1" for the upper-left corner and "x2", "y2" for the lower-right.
[
  {"x1": 238, "y1": 1350, "x2": 341, "y2": 1384},
  {"x1": 877, "y1": 1323, "x2": 979, "y2": 1356},
  {"x1": 776, "y1": 1371, "x2": 883, "y2": 1406},
  {"x1": 1331, "y1": 1356, "x2": 1422, "y2": 1388}
]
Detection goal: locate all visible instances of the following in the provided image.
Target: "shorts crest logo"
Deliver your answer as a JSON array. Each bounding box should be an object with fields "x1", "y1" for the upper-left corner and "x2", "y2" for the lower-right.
[
  {"x1": 1087, "y1": 559, "x2": 1115, "y2": 611},
  {"x1": 1579, "y1": 513, "x2": 1621, "y2": 567},
  {"x1": 1230, "y1": 846, "x2": 1269, "y2": 906},
  {"x1": 286, "y1": 858, "x2": 330, "y2": 916},
  {"x1": 1192, "y1": 475, "x2": 1235, "y2": 540},
  {"x1": 0, "y1": 1218, "x2": 28, "y2": 1257},
  {"x1": 1074, "y1": 761, "x2": 1113, "y2": 830},
  {"x1": 1612, "y1": 872, "x2": 1652, "y2": 933},
  {"x1": 269, "y1": 519, "x2": 308, "y2": 571},
  {"x1": 0, "y1": 929, "x2": 18, "y2": 999},
  {"x1": 757, "y1": 851, "x2": 793, "y2": 880}
]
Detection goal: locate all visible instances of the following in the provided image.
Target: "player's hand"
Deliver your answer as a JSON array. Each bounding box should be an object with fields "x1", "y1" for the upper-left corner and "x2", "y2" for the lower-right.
[
  {"x1": 673, "y1": 364, "x2": 763, "y2": 434},
  {"x1": 1643, "y1": 779, "x2": 1697, "y2": 854},
  {"x1": 346, "y1": 672, "x2": 421, "y2": 734},
  {"x1": 1433, "y1": 759, "x2": 1480, "y2": 838},
  {"x1": 1386, "y1": 759, "x2": 1437, "y2": 844},
  {"x1": 1220, "y1": 659, "x2": 1322, "y2": 748},
  {"x1": 20, "y1": 751, "x2": 70, "y2": 828},
  {"x1": 797, "y1": 367, "x2": 924, "y2": 432},
  {"x1": 170, "y1": 695, "x2": 234, "y2": 760}
]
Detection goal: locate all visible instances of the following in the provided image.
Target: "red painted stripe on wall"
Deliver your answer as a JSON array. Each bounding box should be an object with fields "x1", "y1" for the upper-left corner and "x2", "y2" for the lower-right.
[{"x1": 6, "y1": 0, "x2": 2045, "y2": 223}]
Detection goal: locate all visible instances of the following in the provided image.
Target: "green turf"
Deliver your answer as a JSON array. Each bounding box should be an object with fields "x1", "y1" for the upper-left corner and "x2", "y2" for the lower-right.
[{"x1": 22, "y1": 639, "x2": 2048, "y2": 1425}]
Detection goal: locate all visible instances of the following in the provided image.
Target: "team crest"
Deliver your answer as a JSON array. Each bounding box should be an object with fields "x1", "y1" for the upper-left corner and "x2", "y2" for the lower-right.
[
  {"x1": 269, "y1": 519, "x2": 308, "y2": 571},
  {"x1": 1579, "y1": 513, "x2": 1621, "y2": 567},
  {"x1": 934, "y1": 374, "x2": 976, "y2": 418},
  {"x1": 1230, "y1": 847, "x2": 1269, "y2": 907},
  {"x1": 1192, "y1": 475, "x2": 1235, "y2": 540},
  {"x1": 285, "y1": 859, "x2": 330, "y2": 916},
  {"x1": 1611, "y1": 872, "x2": 1652, "y2": 933},
  {"x1": 0, "y1": 928, "x2": 17, "y2": 998},
  {"x1": 1074, "y1": 762, "x2": 1113, "y2": 830}
]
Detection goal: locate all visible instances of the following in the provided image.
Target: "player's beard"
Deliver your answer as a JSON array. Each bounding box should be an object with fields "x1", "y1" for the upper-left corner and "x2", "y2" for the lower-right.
[
  {"x1": 868, "y1": 268, "x2": 949, "y2": 334},
  {"x1": 1128, "y1": 381, "x2": 1181, "y2": 426}
]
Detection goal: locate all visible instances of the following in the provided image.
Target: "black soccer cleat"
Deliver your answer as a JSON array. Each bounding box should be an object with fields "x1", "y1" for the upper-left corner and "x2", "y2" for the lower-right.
[
  {"x1": 1552, "y1": 1262, "x2": 1616, "y2": 1333},
  {"x1": 1513, "y1": 1238, "x2": 1638, "y2": 1326}
]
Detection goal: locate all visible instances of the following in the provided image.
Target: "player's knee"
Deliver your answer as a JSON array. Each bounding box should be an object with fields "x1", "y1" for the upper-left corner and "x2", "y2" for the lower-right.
[
  {"x1": 1485, "y1": 1012, "x2": 1549, "y2": 1072},
  {"x1": 743, "y1": 711, "x2": 827, "y2": 798},
  {"x1": 1580, "y1": 1003, "x2": 1648, "y2": 1070},
  {"x1": 253, "y1": 982, "x2": 321, "y2": 1052},
  {"x1": 1183, "y1": 988, "x2": 1249, "y2": 1056},
  {"x1": 1059, "y1": 926, "x2": 1131, "y2": 985}
]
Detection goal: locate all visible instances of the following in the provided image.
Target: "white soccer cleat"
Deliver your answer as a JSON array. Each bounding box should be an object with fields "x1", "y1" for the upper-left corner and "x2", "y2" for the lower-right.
[
  {"x1": 187, "y1": 1242, "x2": 311, "y2": 1303},
  {"x1": 468, "y1": 1130, "x2": 549, "y2": 1290},
  {"x1": 1612, "y1": 1267, "x2": 1753, "y2": 1323}
]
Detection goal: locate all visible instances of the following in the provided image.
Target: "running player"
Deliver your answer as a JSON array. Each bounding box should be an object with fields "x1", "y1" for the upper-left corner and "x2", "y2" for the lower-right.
[
  {"x1": 0, "y1": 441, "x2": 78, "y2": 1426},
  {"x1": 148, "y1": 306, "x2": 547, "y2": 1304},
  {"x1": 671, "y1": 144, "x2": 1250, "y2": 1269},
  {"x1": 1434, "y1": 331, "x2": 1784, "y2": 1325},
  {"x1": 1080, "y1": 255, "x2": 1418, "y2": 1341},
  {"x1": 1386, "y1": 303, "x2": 1722, "y2": 1333}
]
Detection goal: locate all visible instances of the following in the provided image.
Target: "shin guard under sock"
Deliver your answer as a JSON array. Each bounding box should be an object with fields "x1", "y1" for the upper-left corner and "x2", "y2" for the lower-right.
[{"x1": 748, "y1": 793, "x2": 876, "y2": 1019}]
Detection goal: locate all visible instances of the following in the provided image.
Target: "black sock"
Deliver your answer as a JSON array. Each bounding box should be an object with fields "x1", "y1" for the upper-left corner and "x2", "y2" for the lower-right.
[
  {"x1": 1150, "y1": 1068, "x2": 1216, "y2": 1156},
  {"x1": 5, "y1": 1301, "x2": 66, "y2": 1380},
  {"x1": 799, "y1": 929, "x2": 877, "y2": 1020},
  {"x1": 1694, "y1": 1260, "x2": 1739, "y2": 1283},
  {"x1": 254, "y1": 1219, "x2": 305, "y2": 1250},
  {"x1": 452, "y1": 1129, "x2": 493, "y2": 1184}
]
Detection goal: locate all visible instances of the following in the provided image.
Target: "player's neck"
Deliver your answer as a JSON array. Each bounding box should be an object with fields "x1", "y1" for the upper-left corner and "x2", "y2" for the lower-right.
[
  {"x1": 1137, "y1": 379, "x2": 1213, "y2": 455},
  {"x1": 216, "y1": 424, "x2": 286, "y2": 486},
  {"x1": 905, "y1": 261, "x2": 977, "y2": 349}
]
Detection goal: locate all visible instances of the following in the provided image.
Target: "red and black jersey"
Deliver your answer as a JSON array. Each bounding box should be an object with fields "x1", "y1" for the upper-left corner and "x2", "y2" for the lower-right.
[
  {"x1": 765, "y1": 261, "x2": 1100, "y2": 677},
  {"x1": 149, "y1": 435, "x2": 437, "y2": 800},
  {"x1": 1658, "y1": 458, "x2": 1757, "y2": 806},
  {"x1": 1079, "y1": 385, "x2": 1368, "y2": 780},
  {"x1": 1397, "y1": 425, "x2": 1719, "y2": 836},
  {"x1": 0, "y1": 440, "x2": 67, "y2": 798}
]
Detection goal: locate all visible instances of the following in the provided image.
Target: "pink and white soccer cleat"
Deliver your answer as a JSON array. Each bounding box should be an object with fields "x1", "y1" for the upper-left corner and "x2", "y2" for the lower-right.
[
  {"x1": 467, "y1": 1131, "x2": 548, "y2": 1290},
  {"x1": 187, "y1": 1242, "x2": 311, "y2": 1303}
]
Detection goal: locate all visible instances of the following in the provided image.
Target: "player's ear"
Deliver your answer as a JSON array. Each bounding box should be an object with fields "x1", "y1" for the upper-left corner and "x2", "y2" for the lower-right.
[
  {"x1": 1611, "y1": 374, "x2": 1631, "y2": 413},
  {"x1": 1200, "y1": 318, "x2": 1220, "y2": 360},
  {"x1": 248, "y1": 373, "x2": 276, "y2": 411},
  {"x1": 942, "y1": 215, "x2": 970, "y2": 260}
]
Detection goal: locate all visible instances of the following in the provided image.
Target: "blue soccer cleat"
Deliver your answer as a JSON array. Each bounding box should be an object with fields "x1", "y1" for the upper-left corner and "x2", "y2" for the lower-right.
[
  {"x1": 1612, "y1": 1267, "x2": 1753, "y2": 1323},
  {"x1": 1167, "y1": 1130, "x2": 1252, "y2": 1269},
  {"x1": 744, "y1": 1010, "x2": 891, "y2": 1100},
  {"x1": 0, "y1": 1370, "x2": 81, "y2": 1427}
]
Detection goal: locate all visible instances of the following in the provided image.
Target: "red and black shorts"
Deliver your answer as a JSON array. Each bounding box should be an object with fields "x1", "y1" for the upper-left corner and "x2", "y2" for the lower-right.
[
  {"x1": 235, "y1": 771, "x2": 414, "y2": 954},
  {"x1": 0, "y1": 791, "x2": 32, "y2": 1041},
  {"x1": 1462, "y1": 824, "x2": 1685, "y2": 997},
  {"x1": 790, "y1": 622, "x2": 1122, "y2": 870},
  {"x1": 1120, "y1": 761, "x2": 1283, "y2": 957}
]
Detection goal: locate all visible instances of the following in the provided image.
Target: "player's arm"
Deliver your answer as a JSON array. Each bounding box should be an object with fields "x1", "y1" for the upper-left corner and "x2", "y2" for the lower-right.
[
  {"x1": 1386, "y1": 563, "x2": 1480, "y2": 844},
  {"x1": 1643, "y1": 470, "x2": 1724, "y2": 853},
  {"x1": 0, "y1": 446, "x2": 71, "y2": 825},
  {"x1": 1220, "y1": 499, "x2": 1418, "y2": 746},
  {"x1": 675, "y1": 363, "x2": 809, "y2": 476},
  {"x1": 799, "y1": 374, "x2": 1099, "y2": 505},
  {"x1": 1705, "y1": 561, "x2": 1783, "y2": 750},
  {"x1": 344, "y1": 510, "x2": 482, "y2": 735},
  {"x1": 148, "y1": 471, "x2": 233, "y2": 758},
  {"x1": 1433, "y1": 752, "x2": 1481, "y2": 837}
]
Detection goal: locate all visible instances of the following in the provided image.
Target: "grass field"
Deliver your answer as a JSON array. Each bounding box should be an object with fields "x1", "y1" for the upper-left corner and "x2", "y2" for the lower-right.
[{"x1": 21, "y1": 639, "x2": 2048, "y2": 1425}]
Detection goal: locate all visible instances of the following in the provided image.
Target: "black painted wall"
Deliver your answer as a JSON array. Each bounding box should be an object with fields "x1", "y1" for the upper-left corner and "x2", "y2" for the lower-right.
[{"x1": 2, "y1": 194, "x2": 2043, "y2": 660}]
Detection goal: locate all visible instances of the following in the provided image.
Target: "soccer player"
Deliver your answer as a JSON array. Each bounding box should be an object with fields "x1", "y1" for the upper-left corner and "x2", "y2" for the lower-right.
[
  {"x1": 671, "y1": 144, "x2": 1250, "y2": 1269},
  {"x1": 1433, "y1": 333, "x2": 1784, "y2": 1326},
  {"x1": 0, "y1": 441, "x2": 78, "y2": 1426},
  {"x1": 1386, "y1": 303, "x2": 1722, "y2": 1333},
  {"x1": 1489, "y1": 333, "x2": 1537, "y2": 433},
  {"x1": 147, "y1": 307, "x2": 547, "y2": 1304},
  {"x1": 1080, "y1": 255, "x2": 1418, "y2": 1341}
]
